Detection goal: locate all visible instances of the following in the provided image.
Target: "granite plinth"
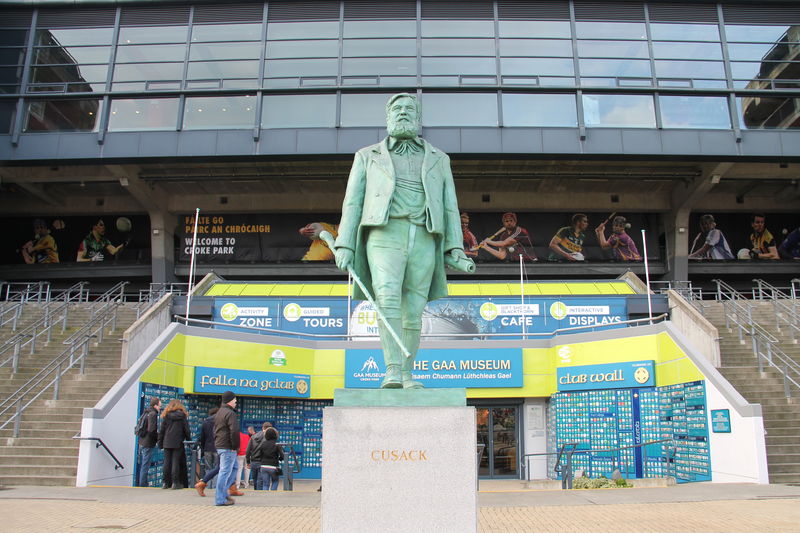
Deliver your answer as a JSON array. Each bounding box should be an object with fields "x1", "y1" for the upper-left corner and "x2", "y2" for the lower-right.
[{"x1": 333, "y1": 387, "x2": 466, "y2": 407}]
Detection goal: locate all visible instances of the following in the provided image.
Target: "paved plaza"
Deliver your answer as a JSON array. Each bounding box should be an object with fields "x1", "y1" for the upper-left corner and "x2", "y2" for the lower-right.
[{"x1": 0, "y1": 481, "x2": 798, "y2": 532}]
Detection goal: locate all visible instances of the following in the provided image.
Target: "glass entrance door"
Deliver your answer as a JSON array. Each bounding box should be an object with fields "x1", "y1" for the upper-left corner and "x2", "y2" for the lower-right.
[{"x1": 476, "y1": 406, "x2": 518, "y2": 478}]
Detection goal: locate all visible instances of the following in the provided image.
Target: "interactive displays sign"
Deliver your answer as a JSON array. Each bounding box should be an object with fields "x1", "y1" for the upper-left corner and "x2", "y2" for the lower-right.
[
  {"x1": 213, "y1": 296, "x2": 627, "y2": 338},
  {"x1": 557, "y1": 360, "x2": 655, "y2": 391},
  {"x1": 345, "y1": 348, "x2": 523, "y2": 388},
  {"x1": 194, "y1": 366, "x2": 310, "y2": 398}
]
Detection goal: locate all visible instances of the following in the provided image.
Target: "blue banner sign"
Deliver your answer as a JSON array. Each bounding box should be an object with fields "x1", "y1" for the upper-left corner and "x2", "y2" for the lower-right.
[
  {"x1": 557, "y1": 360, "x2": 655, "y2": 391},
  {"x1": 710, "y1": 409, "x2": 731, "y2": 433},
  {"x1": 213, "y1": 298, "x2": 348, "y2": 337},
  {"x1": 345, "y1": 348, "x2": 523, "y2": 388},
  {"x1": 194, "y1": 366, "x2": 310, "y2": 398}
]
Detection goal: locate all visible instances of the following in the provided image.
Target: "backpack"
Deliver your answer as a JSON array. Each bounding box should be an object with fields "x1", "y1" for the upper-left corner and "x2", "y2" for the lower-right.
[{"x1": 134, "y1": 411, "x2": 149, "y2": 438}]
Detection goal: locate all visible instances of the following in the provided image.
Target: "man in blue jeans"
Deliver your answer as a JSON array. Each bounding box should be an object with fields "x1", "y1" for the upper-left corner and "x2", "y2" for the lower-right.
[
  {"x1": 136, "y1": 397, "x2": 161, "y2": 487},
  {"x1": 213, "y1": 391, "x2": 240, "y2": 506}
]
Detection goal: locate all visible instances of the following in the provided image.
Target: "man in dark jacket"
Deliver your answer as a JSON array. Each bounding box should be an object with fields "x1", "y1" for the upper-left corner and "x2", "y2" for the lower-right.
[
  {"x1": 213, "y1": 391, "x2": 240, "y2": 506},
  {"x1": 199, "y1": 408, "x2": 218, "y2": 482},
  {"x1": 136, "y1": 397, "x2": 160, "y2": 487},
  {"x1": 245, "y1": 422, "x2": 275, "y2": 491}
]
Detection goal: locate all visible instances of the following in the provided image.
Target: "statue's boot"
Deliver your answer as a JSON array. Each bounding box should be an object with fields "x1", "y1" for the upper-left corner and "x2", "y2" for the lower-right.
[
  {"x1": 380, "y1": 317, "x2": 403, "y2": 389},
  {"x1": 401, "y1": 327, "x2": 424, "y2": 389}
]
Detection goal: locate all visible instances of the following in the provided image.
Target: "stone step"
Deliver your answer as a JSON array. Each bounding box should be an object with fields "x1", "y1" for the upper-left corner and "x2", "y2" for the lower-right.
[
  {"x1": 0, "y1": 474, "x2": 77, "y2": 486},
  {"x1": 0, "y1": 446, "x2": 78, "y2": 457},
  {"x1": 766, "y1": 435, "x2": 800, "y2": 445},
  {"x1": 765, "y1": 427, "x2": 800, "y2": 436},
  {"x1": 2, "y1": 437, "x2": 78, "y2": 448},
  {"x1": 766, "y1": 446, "x2": 800, "y2": 457},
  {"x1": 0, "y1": 463, "x2": 77, "y2": 477},
  {"x1": 768, "y1": 472, "x2": 800, "y2": 484},
  {"x1": 767, "y1": 462, "x2": 800, "y2": 474},
  {"x1": 0, "y1": 454, "x2": 78, "y2": 467},
  {"x1": 0, "y1": 428, "x2": 79, "y2": 439}
]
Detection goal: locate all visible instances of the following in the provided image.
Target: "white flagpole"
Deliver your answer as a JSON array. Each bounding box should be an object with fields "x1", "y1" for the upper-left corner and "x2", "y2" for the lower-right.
[
  {"x1": 185, "y1": 208, "x2": 200, "y2": 322},
  {"x1": 641, "y1": 229, "x2": 653, "y2": 323},
  {"x1": 519, "y1": 253, "x2": 526, "y2": 339}
]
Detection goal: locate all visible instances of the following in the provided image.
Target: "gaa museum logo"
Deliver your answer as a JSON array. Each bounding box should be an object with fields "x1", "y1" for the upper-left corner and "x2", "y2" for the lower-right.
[{"x1": 220, "y1": 303, "x2": 239, "y2": 321}]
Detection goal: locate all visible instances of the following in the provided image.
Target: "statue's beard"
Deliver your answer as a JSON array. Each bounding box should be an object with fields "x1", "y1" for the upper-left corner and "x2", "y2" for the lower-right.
[{"x1": 387, "y1": 117, "x2": 419, "y2": 139}]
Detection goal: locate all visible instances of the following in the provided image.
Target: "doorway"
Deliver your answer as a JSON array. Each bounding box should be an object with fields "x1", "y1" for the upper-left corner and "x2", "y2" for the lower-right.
[{"x1": 475, "y1": 406, "x2": 519, "y2": 478}]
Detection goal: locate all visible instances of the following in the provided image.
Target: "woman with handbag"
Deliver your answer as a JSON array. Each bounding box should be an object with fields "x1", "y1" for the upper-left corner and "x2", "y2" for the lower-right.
[
  {"x1": 157, "y1": 399, "x2": 191, "y2": 490},
  {"x1": 257, "y1": 427, "x2": 284, "y2": 491}
]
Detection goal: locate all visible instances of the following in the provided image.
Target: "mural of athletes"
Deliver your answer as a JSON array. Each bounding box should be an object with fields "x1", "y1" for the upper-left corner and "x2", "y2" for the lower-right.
[{"x1": 1, "y1": 215, "x2": 149, "y2": 265}]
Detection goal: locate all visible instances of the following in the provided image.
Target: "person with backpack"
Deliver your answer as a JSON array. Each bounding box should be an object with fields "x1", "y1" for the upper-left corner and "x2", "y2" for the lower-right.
[
  {"x1": 255, "y1": 427, "x2": 284, "y2": 491},
  {"x1": 136, "y1": 397, "x2": 161, "y2": 487},
  {"x1": 157, "y1": 399, "x2": 191, "y2": 490},
  {"x1": 245, "y1": 422, "x2": 278, "y2": 490}
]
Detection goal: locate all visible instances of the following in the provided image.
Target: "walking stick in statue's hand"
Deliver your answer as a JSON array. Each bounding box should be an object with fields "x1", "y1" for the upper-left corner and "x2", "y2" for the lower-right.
[{"x1": 319, "y1": 230, "x2": 411, "y2": 359}]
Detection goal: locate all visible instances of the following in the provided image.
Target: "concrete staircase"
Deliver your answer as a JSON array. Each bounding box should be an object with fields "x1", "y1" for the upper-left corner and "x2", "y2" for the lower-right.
[
  {"x1": 0, "y1": 303, "x2": 138, "y2": 486},
  {"x1": 699, "y1": 300, "x2": 800, "y2": 485}
]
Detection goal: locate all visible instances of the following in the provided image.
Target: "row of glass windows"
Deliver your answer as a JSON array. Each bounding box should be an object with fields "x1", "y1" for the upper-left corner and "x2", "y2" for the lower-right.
[
  {"x1": 1, "y1": 21, "x2": 799, "y2": 94},
  {"x1": 7, "y1": 92, "x2": 798, "y2": 133}
]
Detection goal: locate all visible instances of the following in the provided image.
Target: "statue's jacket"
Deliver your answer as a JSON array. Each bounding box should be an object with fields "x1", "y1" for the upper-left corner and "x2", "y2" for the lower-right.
[{"x1": 335, "y1": 137, "x2": 462, "y2": 302}]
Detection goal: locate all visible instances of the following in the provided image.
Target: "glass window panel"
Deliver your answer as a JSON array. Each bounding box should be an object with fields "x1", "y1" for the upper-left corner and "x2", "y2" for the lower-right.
[
  {"x1": 577, "y1": 40, "x2": 649, "y2": 58},
  {"x1": 498, "y1": 21, "x2": 571, "y2": 38},
  {"x1": 187, "y1": 60, "x2": 259, "y2": 80},
  {"x1": 654, "y1": 60, "x2": 725, "y2": 79},
  {"x1": 112, "y1": 62, "x2": 183, "y2": 82},
  {"x1": 501, "y1": 93, "x2": 577, "y2": 126},
  {"x1": 0, "y1": 65, "x2": 22, "y2": 87},
  {"x1": 223, "y1": 79, "x2": 259, "y2": 89},
  {"x1": 499, "y1": 39, "x2": 573, "y2": 57},
  {"x1": 730, "y1": 61, "x2": 800, "y2": 81},
  {"x1": 575, "y1": 22, "x2": 646, "y2": 40},
  {"x1": 191, "y1": 23, "x2": 262, "y2": 42},
  {"x1": 579, "y1": 59, "x2": 651, "y2": 77},
  {"x1": 650, "y1": 23, "x2": 720, "y2": 42},
  {"x1": 265, "y1": 58, "x2": 338, "y2": 77},
  {"x1": 0, "y1": 99, "x2": 16, "y2": 132},
  {"x1": 31, "y1": 64, "x2": 109, "y2": 84},
  {"x1": 421, "y1": 38, "x2": 495, "y2": 56},
  {"x1": 36, "y1": 28, "x2": 113, "y2": 47},
  {"x1": 727, "y1": 42, "x2": 781, "y2": 61},
  {"x1": 582, "y1": 94, "x2": 655, "y2": 128},
  {"x1": 343, "y1": 39, "x2": 416, "y2": 57},
  {"x1": 343, "y1": 20, "x2": 417, "y2": 38},
  {"x1": 693, "y1": 79, "x2": 727, "y2": 89},
  {"x1": 343, "y1": 57, "x2": 417, "y2": 77},
  {"x1": 737, "y1": 96, "x2": 800, "y2": 129},
  {"x1": 267, "y1": 22, "x2": 339, "y2": 40},
  {"x1": 0, "y1": 30, "x2": 29, "y2": 47},
  {"x1": 340, "y1": 93, "x2": 394, "y2": 126},
  {"x1": 23, "y1": 98, "x2": 101, "y2": 131},
  {"x1": 34, "y1": 46, "x2": 111, "y2": 64},
  {"x1": 108, "y1": 98, "x2": 178, "y2": 131},
  {"x1": 421, "y1": 76, "x2": 460, "y2": 86},
  {"x1": 500, "y1": 57, "x2": 574, "y2": 76},
  {"x1": 421, "y1": 93, "x2": 498, "y2": 126},
  {"x1": 261, "y1": 94, "x2": 336, "y2": 128},
  {"x1": 421, "y1": 57, "x2": 496, "y2": 76},
  {"x1": 189, "y1": 42, "x2": 261, "y2": 61},
  {"x1": 652, "y1": 42, "x2": 722, "y2": 60},
  {"x1": 115, "y1": 44, "x2": 186, "y2": 63},
  {"x1": 118, "y1": 26, "x2": 188, "y2": 45},
  {"x1": 659, "y1": 95, "x2": 730, "y2": 129},
  {"x1": 725, "y1": 25, "x2": 793, "y2": 43},
  {"x1": 183, "y1": 95, "x2": 256, "y2": 129},
  {"x1": 0, "y1": 48, "x2": 25, "y2": 66},
  {"x1": 266, "y1": 40, "x2": 338, "y2": 59},
  {"x1": 421, "y1": 20, "x2": 494, "y2": 38}
]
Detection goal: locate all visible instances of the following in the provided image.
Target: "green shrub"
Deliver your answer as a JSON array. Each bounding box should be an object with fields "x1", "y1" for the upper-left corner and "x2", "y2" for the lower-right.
[{"x1": 569, "y1": 474, "x2": 632, "y2": 489}]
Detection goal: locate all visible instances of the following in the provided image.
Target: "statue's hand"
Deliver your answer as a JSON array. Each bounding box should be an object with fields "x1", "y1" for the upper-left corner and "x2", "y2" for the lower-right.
[
  {"x1": 334, "y1": 247, "x2": 354, "y2": 272},
  {"x1": 450, "y1": 248, "x2": 468, "y2": 262}
]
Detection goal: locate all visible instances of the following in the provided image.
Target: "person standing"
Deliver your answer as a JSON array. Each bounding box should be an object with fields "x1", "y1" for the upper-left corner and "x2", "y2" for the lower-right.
[
  {"x1": 595, "y1": 216, "x2": 641, "y2": 261},
  {"x1": 689, "y1": 214, "x2": 734, "y2": 260},
  {"x1": 193, "y1": 407, "x2": 219, "y2": 496},
  {"x1": 235, "y1": 429, "x2": 250, "y2": 490},
  {"x1": 548, "y1": 214, "x2": 589, "y2": 261},
  {"x1": 749, "y1": 213, "x2": 779, "y2": 259},
  {"x1": 257, "y1": 427, "x2": 284, "y2": 491},
  {"x1": 75, "y1": 218, "x2": 126, "y2": 262},
  {"x1": 213, "y1": 391, "x2": 241, "y2": 506},
  {"x1": 332, "y1": 93, "x2": 472, "y2": 390},
  {"x1": 21, "y1": 219, "x2": 59, "y2": 264},
  {"x1": 157, "y1": 399, "x2": 190, "y2": 490},
  {"x1": 779, "y1": 227, "x2": 800, "y2": 260},
  {"x1": 136, "y1": 397, "x2": 160, "y2": 487},
  {"x1": 479, "y1": 212, "x2": 537, "y2": 262},
  {"x1": 460, "y1": 212, "x2": 479, "y2": 258},
  {"x1": 245, "y1": 422, "x2": 273, "y2": 491}
]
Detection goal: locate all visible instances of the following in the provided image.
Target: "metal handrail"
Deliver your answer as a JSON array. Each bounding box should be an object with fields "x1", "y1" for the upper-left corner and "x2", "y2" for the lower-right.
[
  {"x1": 523, "y1": 438, "x2": 676, "y2": 487},
  {"x1": 650, "y1": 280, "x2": 701, "y2": 301},
  {"x1": 3, "y1": 281, "x2": 50, "y2": 303},
  {"x1": 73, "y1": 434, "x2": 124, "y2": 471},
  {"x1": 751, "y1": 334, "x2": 800, "y2": 397},
  {"x1": 752, "y1": 279, "x2": 800, "y2": 335},
  {"x1": 174, "y1": 313, "x2": 669, "y2": 342},
  {"x1": 792, "y1": 279, "x2": 799, "y2": 299}
]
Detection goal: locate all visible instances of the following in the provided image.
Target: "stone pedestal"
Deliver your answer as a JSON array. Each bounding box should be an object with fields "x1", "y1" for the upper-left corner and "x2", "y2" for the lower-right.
[{"x1": 322, "y1": 395, "x2": 476, "y2": 533}]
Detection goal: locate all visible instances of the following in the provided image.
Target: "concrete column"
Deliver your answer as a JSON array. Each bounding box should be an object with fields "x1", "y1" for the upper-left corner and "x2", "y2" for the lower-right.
[
  {"x1": 664, "y1": 208, "x2": 691, "y2": 282},
  {"x1": 149, "y1": 210, "x2": 177, "y2": 284}
]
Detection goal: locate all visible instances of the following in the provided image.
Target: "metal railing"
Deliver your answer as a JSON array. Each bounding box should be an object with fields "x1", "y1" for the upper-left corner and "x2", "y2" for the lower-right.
[
  {"x1": 650, "y1": 280, "x2": 703, "y2": 301},
  {"x1": 0, "y1": 283, "x2": 128, "y2": 437},
  {"x1": 524, "y1": 438, "x2": 676, "y2": 489},
  {"x1": 140, "y1": 283, "x2": 190, "y2": 303},
  {"x1": 3, "y1": 281, "x2": 50, "y2": 303},
  {"x1": 792, "y1": 278, "x2": 799, "y2": 299},
  {"x1": 73, "y1": 434, "x2": 124, "y2": 471},
  {"x1": 174, "y1": 313, "x2": 669, "y2": 342},
  {"x1": 752, "y1": 279, "x2": 800, "y2": 343}
]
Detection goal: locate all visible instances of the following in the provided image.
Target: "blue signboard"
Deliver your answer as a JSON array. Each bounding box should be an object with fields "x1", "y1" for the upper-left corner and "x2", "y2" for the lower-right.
[
  {"x1": 345, "y1": 348, "x2": 523, "y2": 388},
  {"x1": 213, "y1": 298, "x2": 348, "y2": 337},
  {"x1": 557, "y1": 360, "x2": 655, "y2": 391},
  {"x1": 194, "y1": 366, "x2": 310, "y2": 398},
  {"x1": 711, "y1": 409, "x2": 731, "y2": 433}
]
